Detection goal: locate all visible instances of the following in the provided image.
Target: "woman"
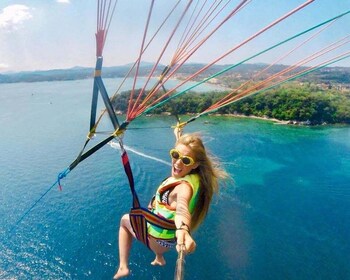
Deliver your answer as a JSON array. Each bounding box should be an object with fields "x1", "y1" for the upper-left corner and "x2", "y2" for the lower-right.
[{"x1": 113, "y1": 129, "x2": 228, "y2": 279}]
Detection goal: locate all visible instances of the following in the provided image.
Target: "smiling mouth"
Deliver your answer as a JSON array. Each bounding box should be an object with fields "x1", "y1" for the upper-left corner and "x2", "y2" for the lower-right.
[{"x1": 173, "y1": 165, "x2": 182, "y2": 174}]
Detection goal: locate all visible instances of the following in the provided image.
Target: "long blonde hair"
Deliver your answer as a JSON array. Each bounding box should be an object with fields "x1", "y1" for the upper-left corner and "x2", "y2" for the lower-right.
[{"x1": 176, "y1": 133, "x2": 229, "y2": 230}]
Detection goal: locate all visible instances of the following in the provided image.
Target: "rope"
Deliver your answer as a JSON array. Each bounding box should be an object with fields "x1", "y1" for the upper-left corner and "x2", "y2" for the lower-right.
[
  {"x1": 96, "y1": 0, "x2": 118, "y2": 57},
  {"x1": 133, "y1": 0, "x2": 315, "y2": 117},
  {"x1": 9, "y1": 168, "x2": 71, "y2": 233},
  {"x1": 127, "y1": 0, "x2": 155, "y2": 117},
  {"x1": 127, "y1": 0, "x2": 196, "y2": 120},
  {"x1": 140, "y1": 9, "x2": 350, "y2": 116},
  {"x1": 210, "y1": 51, "x2": 350, "y2": 113},
  {"x1": 129, "y1": 0, "x2": 251, "y2": 119},
  {"x1": 208, "y1": 35, "x2": 350, "y2": 112},
  {"x1": 204, "y1": 20, "x2": 338, "y2": 112}
]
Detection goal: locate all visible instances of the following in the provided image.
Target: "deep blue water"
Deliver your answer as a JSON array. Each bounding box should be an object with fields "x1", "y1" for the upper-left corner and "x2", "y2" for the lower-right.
[{"x1": 0, "y1": 79, "x2": 349, "y2": 279}]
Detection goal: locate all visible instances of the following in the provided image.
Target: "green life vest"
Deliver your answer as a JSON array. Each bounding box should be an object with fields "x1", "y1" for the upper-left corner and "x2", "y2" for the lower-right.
[{"x1": 148, "y1": 174, "x2": 200, "y2": 240}]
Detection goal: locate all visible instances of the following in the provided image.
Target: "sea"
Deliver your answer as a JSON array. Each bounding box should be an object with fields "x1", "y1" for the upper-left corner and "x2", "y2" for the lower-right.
[{"x1": 0, "y1": 78, "x2": 349, "y2": 280}]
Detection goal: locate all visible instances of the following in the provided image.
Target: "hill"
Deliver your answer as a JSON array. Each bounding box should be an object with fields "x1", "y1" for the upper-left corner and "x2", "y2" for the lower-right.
[{"x1": 1, "y1": 63, "x2": 350, "y2": 91}]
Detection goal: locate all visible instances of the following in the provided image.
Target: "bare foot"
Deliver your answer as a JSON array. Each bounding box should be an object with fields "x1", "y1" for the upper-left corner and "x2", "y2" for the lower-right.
[
  {"x1": 151, "y1": 255, "x2": 166, "y2": 266},
  {"x1": 113, "y1": 267, "x2": 130, "y2": 279}
]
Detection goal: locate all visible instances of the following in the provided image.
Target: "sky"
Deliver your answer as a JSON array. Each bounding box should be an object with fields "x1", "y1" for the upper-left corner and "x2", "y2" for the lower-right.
[{"x1": 0, "y1": 0, "x2": 349, "y2": 73}]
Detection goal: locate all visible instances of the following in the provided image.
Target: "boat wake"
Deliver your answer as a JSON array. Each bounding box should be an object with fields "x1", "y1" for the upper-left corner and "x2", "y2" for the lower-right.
[{"x1": 109, "y1": 141, "x2": 171, "y2": 167}]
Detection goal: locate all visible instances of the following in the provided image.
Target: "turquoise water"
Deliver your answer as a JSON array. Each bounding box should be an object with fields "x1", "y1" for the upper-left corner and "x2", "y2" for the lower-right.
[{"x1": 0, "y1": 79, "x2": 349, "y2": 279}]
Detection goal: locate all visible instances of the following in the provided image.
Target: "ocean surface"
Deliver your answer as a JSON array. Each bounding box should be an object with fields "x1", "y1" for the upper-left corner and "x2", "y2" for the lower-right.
[{"x1": 0, "y1": 78, "x2": 349, "y2": 280}]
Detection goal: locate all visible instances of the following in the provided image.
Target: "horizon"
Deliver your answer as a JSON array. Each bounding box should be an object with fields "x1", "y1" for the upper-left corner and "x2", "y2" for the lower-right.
[
  {"x1": 1, "y1": 1, "x2": 350, "y2": 73},
  {"x1": 1, "y1": 60, "x2": 350, "y2": 76}
]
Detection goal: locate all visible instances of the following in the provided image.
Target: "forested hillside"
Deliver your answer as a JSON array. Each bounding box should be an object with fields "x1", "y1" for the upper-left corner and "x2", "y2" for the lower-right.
[{"x1": 112, "y1": 84, "x2": 350, "y2": 125}]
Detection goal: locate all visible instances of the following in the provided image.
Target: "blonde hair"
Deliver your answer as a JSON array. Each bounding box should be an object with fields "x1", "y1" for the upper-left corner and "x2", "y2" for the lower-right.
[{"x1": 176, "y1": 133, "x2": 229, "y2": 230}]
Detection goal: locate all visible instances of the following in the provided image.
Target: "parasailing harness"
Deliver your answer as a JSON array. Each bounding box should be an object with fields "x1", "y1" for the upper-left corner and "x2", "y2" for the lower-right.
[{"x1": 61, "y1": 55, "x2": 177, "y2": 249}]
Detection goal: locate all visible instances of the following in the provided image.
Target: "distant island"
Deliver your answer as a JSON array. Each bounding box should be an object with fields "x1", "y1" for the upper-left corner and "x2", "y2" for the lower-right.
[
  {"x1": 1, "y1": 62, "x2": 350, "y2": 87},
  {"x1": 2, "y1": 63, "x2": 349, "y2": 125}
]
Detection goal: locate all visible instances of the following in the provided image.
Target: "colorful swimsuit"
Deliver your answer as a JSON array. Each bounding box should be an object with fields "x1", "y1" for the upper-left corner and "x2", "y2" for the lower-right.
[{"x1": 147, "y1": 174, "x2": 200, "y2": 246}]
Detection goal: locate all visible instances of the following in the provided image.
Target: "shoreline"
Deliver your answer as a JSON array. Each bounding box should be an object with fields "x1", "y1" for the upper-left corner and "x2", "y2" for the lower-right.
[
  {"x1": 159, "y1": 112, "x2": 348, "y2": 126},
  {"x1": 211, "y1": 113, "x2": 340, "y2": 126},
  {"x1": 216, "y1": 113, "x2": 289, "y2": 124}
]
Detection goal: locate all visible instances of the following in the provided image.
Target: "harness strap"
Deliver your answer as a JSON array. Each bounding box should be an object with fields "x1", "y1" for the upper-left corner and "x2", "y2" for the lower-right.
[
  {"x1": 121, "y1": 150, "x2": 140, "y2": 208},
  {"x1": 68, "y1": 56, "x2": 121, "y2": 173},
  {"x1": 69, "y1": 135, "x2": 115, "y2": 171},
  {"x1": 131, "y1": 207, "x2": 176, "y2": 230},
  {"x1": 129, "y1": 208, "x2": 149, "y2": 247},
  {"x1": 129, "y1": 207, "x2": 176, "y2": 249},
  {"x1": 93, "y1": 57, "x2": 120, "y2": 130},
  {"x1": 120, "y1": 145, "x2": 176, "y2": 249}
]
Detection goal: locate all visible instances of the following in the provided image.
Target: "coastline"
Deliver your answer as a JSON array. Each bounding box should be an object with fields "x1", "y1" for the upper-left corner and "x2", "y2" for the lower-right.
[
  {"x1": 200, "y1": 113, "x2": 344, "y2": 126},
  {"x1": 214, "y1": 113, "x2": 342, "y2": 126},
  {"x1": 145, "y1": 111, "x2": 350, "y2": 126},
  {"x1": 154, "y1": 112, "x2": 345, "y2": 126},
  {"x1": 216, "y1": 113, "x2": 289, "y2": 125}
]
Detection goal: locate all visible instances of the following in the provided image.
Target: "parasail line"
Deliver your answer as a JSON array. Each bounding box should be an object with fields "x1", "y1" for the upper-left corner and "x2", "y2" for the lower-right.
[
  {"x1": 91, "y1": 1, "x2": 184, "y2": 134},
  {"x1": 209, "y1": 50, "x2": 350, "y2": 114},
  {"x1": 128, "y1": 0, "x2": 195, "y2": 119},
  {"x1": 208, "y1": 34, "x2": 350, "y2": 112},
  {"x1": 133, "y1": 0, "x2": 250, "y2": 117},
  {"x1": 130, "y1": 0, "x2": 250, "y2": 119},
  {"x1": 139, "y1": 9, "x2": 350, "y2": 116},
  {"x1": 202, "y1": 19, "x2": 338, "y2": 111},
  {"x1": 174, "y1": 0, "x2": 251, "y2": 65},
  {"x1": 110, "y1": 0, "x2": 182, "y2": 100},
  {"x1": 133, "y1": 0, "x2": 315, "y2": 118},
  {"x1": 228, "y1": 19, "x2": 337, "y2": 102},
  {"x1": 127, "y1": 0, "x2": 155, "y2": 116}
]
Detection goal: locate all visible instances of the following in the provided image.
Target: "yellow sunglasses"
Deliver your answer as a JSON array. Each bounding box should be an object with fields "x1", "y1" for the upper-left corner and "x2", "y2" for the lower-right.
[{"x1": 169, "y1": 149, "x2": 195, "y2": 166}]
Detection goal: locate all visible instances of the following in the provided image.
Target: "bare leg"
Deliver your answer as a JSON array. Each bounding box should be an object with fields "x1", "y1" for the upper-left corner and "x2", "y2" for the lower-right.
[
  {"x1": 148, "y1": 237, "x2": 170, "y2": 266},
  {"x1": 113, "y1": 214, "x2": 135, "y2": 279}
]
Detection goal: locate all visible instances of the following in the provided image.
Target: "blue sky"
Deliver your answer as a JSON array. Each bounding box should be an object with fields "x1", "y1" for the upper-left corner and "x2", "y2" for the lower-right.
[{"x1": 0, "y1": 0, "x2": 349, "y2": 73}]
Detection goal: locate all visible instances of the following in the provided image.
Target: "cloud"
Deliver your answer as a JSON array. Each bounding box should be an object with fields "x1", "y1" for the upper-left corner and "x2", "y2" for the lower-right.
[
  {"x1": 0, "y1": 5, "x2": 33, "y2": 31},
  {"x1": 0, "y1": 63, "x2": 9, "y2": 70},
  {"x1": 56, "y1": 0, "x2": 71, "y2": 3}
]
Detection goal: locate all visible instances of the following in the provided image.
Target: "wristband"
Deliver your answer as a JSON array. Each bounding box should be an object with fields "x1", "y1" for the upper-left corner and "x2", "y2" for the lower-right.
[{"x1": 176, "y1": 221, "x2": 191, "y2": 234}]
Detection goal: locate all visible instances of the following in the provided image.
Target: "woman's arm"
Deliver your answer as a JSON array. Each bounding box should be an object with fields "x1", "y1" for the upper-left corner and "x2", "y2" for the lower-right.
[
  {"x1": 173, "y1": 122, "x2": 183, "y2": 141},
  {"x1": 174, "y1": 183, "x2": 196, "y2": 254}
]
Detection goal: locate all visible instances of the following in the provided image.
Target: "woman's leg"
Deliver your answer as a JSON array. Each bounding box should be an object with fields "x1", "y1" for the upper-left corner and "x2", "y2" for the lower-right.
[
  {"x1": 113, "y1": 214, "x2": 135, "y2": 279},
  {"x1": 148, "y1": 237, "x2": 170, "y2": 266}
]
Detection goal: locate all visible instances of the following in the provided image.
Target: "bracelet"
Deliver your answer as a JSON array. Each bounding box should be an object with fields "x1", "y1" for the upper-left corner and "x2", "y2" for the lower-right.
[{"x1": 176, "y1": 221, "x2": 191, "y2": 234}]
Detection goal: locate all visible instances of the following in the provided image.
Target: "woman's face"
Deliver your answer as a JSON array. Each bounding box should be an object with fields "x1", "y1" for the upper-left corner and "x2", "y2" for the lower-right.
[{"x1": 171, "y1": 143, "x2": 199, "y2": 178}]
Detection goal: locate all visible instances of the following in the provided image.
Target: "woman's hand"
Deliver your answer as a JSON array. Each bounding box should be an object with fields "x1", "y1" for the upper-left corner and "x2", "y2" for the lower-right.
[
  {"x1": 175, "y1": 228, "x2": 196, "y2": 254},
  {"x1": 174, "y1": 123, "x2": 183, "y2": 140}
]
